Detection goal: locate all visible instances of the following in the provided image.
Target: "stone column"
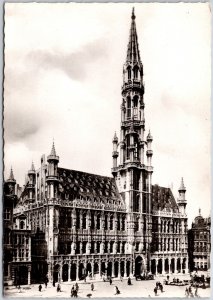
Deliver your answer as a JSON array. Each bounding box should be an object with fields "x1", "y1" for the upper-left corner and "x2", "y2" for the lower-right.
[
  {"x1": 112, "y1": 261, "x2": 115, "y2": 277},
  {"x1": 92, "y1": 262, "x2": 94, "y2": 278},
  {"x1": 68, "y1": 264, "x2": 71, "y2": 281},
  {"x1": 124, "y1": 260, "x2": 127, "y2": 277},
  {"x1": 174, "y1": 258, "x2": 178, "y2": 274},
  {"x1": 155, "y1": 259, "x2": 158, "y2": 275},
  {"x1": 27, "y1": 267, "x2": 31, "y2": 285},
  {"x1": 168, "y1": 258, "x2": 171, "y2": 274},
  {"x1": 59, "y1": 264, "x2": 62, "y2": 283},
  {"x1": 99, "y1": 261, "x2": 102, "y2": 278},
  {"x1": 162, "y1": 258, "x2": 165, "y2": 274},
  {"x1": 180, "y1": 258, "x2": 183, "y2": 273},
  {"x1": 118, "y1": 261, "x2": 121, "y2": 277},
  {"x1": 185, "y1": 258, "x2": 189, "y2": 273},
  {"x1": 76, "y1": 264, "x2": 79, "y2": 281},
  {"x1": 130, "y1": 260, "x2": 133, "y2": 277}
]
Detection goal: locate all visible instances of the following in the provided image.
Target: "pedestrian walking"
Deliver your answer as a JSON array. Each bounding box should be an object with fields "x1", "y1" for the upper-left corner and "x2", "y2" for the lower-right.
[
  {"x1": 185, "y1": 287, "x2": 189, "y2": 297},
  {"x1": 39, "y1": 284, "x2": 42, "y2": 292},
  {"x1": 109, "y1": 278, "x2": 112, "y2": 285},
  {"x1": 75, "y1": 282, "x2": 79, "y2": 292},
  {"x1": 91, "y1": 283, "x2": 94, "y2": 291},
  {"x1": 71, "y1": 285, "x2": 75, "y2": 297},
  {"x1": 127, "y1": 277, "x2": 131, "y2": 285},
  {"x1": 114, "y1": 286, "x2": 120, "y2": 295},
  {"x1": 57, "y1": 283, "x2": 61, "y2": 292},
  {"x1": 159, "y1": 283, "x2": 163, "y2": 292},
  {"x1": 154, "y1": 286, "x2": 157, "y2": 296},
  {"x1": 53, "y1": 280, "x2": 55, "y2": 287}
]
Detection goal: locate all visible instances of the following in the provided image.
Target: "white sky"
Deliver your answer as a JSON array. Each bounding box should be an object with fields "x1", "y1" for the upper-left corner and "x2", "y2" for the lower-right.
[{"x1": 4, "y1": 2, "x2": 211, "y2": 226}]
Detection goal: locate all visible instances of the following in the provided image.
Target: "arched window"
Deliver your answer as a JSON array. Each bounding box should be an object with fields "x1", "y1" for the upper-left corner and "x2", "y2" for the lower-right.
[
  {"x1": 82, "y1": 213, "x2": 87, "y2": 229},
  {"x1": 105, "y1": 215, "x2": 108, "y2": 230},
  {"x1": 117, "y1": 215, "x2": 120, "y2": 231},
  {"x1": 135, "y1": 218, "x2": 139, "y2": 231},
  {"x1": 127, "y1": 66, "x2": 131, "y2": 80},
  {"x1": 20, "y1": 221, "x2": 24, "y2": 229},
  {"x1": 110, "y1": 241, "x2": 114, "y2": 253},
  {"x1": 97, "y1": 242, "x2": 101, "y2": 253},
  {"x1": 133, "y1": 96, "x2": 138, "y2": 119},
  {"x1": 133, "y1": 193, "x2": 140, "y2": 212},
  {"x1": 110, "y1": 215, "x2": 114, "y2": 230},
  {"x1": 127, "y1": 97, "x2": 131, "y2": 119},
  {"x1": 122, "y1": 216, "x2": 126, "y2": 231},
  {"x1": 126, "y1": 135, "x2": 130, "y2": 160},
  {"x1": 97, "y1": 214, "x2": 101, "y2": 230},
  {"x1": 133, "y1": 66, "x2": 139, "y2": 79}
]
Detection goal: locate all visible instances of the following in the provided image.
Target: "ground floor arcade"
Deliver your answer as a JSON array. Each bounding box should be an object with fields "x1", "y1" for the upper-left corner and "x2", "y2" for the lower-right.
[{"x1": 48, "y1": 254, "x2": 189, "y2": 283}]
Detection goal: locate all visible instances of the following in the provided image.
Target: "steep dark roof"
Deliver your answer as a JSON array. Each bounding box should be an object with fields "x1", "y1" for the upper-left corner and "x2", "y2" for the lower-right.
[
  {"x1": 58, "y1": 167, "x2": 122, "y2": 204},
  {"x1": 152, "y1": 184, "x2": 179, "y2": 212}
]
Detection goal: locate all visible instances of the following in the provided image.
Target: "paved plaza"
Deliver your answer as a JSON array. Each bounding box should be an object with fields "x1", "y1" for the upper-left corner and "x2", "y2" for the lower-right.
[{"x1": 4, "y1": 274, "x2": 211, "y2": 298}]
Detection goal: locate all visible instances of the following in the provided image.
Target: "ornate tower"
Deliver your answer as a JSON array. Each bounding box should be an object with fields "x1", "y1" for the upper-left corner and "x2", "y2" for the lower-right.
[
  {"x1": 112, "y1": 8, "x2": 153, "y2": 258},
  {"x1": 46, "y1": 142, "x2": 60, "y2": 260}
]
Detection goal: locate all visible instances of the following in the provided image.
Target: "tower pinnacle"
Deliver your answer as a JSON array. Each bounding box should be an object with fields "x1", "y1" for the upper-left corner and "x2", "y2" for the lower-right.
[
  {"x1": 8, "y1": 167, "x2": 15, "y2": 181},
  {"x1": 50, "y1": 141, "x2": 57, "y2": 156},
  {"x1": 127, "y1": 7, "x2": 141, "y2": 64},
  {"x1": 179, "y1": 177, "x2": 186, "y2": 191}
]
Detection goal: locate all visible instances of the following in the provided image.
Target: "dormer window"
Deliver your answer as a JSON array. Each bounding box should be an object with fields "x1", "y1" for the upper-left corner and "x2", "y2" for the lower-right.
[{"x1": 20, "y1": 220, "x2": 24, "y2": 229}]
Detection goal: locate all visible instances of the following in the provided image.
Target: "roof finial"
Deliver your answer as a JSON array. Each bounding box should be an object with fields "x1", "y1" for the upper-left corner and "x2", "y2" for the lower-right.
[
  {"x1": 199, "y1": 208, "x2": 201, "y2": 216},
  {"x1": 179, "y1": 177, "x2": 186, "y2": 191}
]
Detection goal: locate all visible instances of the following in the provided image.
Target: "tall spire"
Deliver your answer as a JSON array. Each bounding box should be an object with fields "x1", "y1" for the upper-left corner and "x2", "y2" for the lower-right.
[{"x1": 126, "y1": 7, "x2": 141, "y2": 63}]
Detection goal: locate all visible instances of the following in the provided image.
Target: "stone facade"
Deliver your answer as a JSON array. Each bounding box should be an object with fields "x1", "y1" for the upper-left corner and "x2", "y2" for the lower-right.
[
  {"x1": 4, "y1": 9, "x2": 188, "y2": 285},
  {"x1": 188, "y1": 210, "x2": 211, "y2": 272}
]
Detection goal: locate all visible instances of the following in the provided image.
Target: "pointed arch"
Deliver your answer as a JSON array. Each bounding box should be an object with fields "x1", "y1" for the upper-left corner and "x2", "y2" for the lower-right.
[
  {"x1": 127, "y1": 66, "x2": 131, "y2": 80},
  {"x1": 133, "y1": 65, "x2": 139, "y2": 79}
]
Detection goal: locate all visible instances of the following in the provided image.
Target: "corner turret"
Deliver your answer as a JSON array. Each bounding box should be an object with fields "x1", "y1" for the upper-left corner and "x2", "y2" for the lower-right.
[
  {"x1": 6, "y1": 167, "x2": 16, "y2": 195},
  {"x1": 177, "y1": 177, "x2": 187, "y2": 214},
  {"x1": 46, "y1": 141, "x2": 59, "y2": 199}
]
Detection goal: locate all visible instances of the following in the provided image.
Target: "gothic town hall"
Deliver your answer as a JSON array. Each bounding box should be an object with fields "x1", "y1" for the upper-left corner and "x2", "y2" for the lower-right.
[{"x1": 4, "y1": 9, "x2": 188, "y2": 286}]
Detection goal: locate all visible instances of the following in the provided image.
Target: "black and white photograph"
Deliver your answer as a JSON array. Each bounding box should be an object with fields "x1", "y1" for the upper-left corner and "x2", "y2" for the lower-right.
[{"x1": 3, "y1": 2, "x2": 211, "y2": 298}]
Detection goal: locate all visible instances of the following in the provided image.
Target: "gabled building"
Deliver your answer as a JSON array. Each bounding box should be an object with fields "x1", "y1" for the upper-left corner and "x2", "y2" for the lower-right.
[
  {"x1": 4, "y1": 8, "x2": 188, "y2": 285},
  {"x1": 188, "y1": 209, "x2": 211, "y2": 272}
]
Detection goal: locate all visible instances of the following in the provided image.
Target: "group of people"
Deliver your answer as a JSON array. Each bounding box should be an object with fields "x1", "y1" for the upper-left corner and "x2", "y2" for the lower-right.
[
  {"x1": 71, "y1": 283, "x2": 79, "y2": 297},
  {"x1": 185, "y1": 286, "x2": 199, "y2": 298},
  {"x1": 154, "y1": 281, "x2": 164, "y2": 296}
]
